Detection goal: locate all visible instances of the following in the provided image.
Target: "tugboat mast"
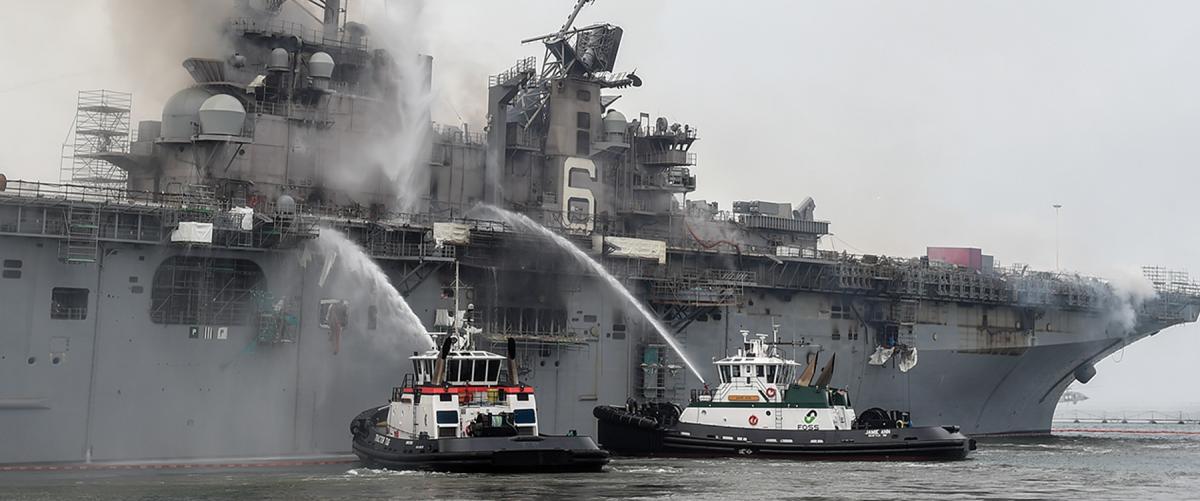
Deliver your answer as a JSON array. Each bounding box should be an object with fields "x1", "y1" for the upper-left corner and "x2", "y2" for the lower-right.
[{"x1": 449, "y1": 259, "x2": 472, "y2": 351}]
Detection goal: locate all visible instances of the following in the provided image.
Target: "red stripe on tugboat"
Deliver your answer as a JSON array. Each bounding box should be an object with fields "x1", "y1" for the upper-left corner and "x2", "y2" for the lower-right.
[{"x1": 399, "y1": 385, "x2": 536, "y2": 395}]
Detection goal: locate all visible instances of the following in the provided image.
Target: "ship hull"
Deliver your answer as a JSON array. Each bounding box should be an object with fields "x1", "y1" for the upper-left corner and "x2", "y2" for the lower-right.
[
  {"x1": 593, "y1": 406, "x2": 974, "y2": 460},
  {"x1": 350, "y1": 408, "x2": 609, "y2": 473},
  {"x1": 0, "y1": 234, "x2": 1194, "y2": 464}
]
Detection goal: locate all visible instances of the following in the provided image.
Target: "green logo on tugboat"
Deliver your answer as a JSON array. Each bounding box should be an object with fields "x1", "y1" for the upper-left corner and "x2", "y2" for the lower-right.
[{"x1": 804, "y1": 410, "x2": 818, "y2": 424}]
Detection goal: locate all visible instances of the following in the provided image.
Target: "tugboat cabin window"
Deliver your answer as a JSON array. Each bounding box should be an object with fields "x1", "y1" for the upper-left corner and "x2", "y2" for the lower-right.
[
  {"x1": 436, "y1": 410, "x2": 459, "y2": 425},
  {"x1": 719, "y1": 365, "x2": 731, "y2": 383},
  {"x1": 413, "y1": 359, "x2": 434, "y2": 383},
  {"x1": 50, "y1": 288, "x2": 89, "y2": 320},
  {"x1": 514, "y1": 408, "x2": 536, "y2": 424},
  {"x1": 756, "y1": 365, "x2": 765, "y2": 377},
  {"x1": 731, "y1": 365, "x2": 740, "y2": 378},
  {"x1": 150, "y1": 257, "x2": 264, "y2": 325},
  {"x1": 767, "y1": 365, "x2": 777, "y2": 384}
]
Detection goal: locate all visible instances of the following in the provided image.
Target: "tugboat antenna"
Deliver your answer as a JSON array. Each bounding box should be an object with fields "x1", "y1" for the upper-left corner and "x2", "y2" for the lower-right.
[
  {"x1": 453, "y1": 259, "x2": 460, "y2": 338},
  {"x1": 452, "y1": 259, "x2": 470, "y2": 350}
]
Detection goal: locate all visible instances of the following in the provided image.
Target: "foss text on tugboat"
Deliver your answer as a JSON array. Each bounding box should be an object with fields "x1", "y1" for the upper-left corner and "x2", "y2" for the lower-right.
[
  {"x1": 594, "y1": 328, "x2": 976, "y2": 460},
  {"x1": 350, "y1": 268, "x2": 610, "y2": 472}
]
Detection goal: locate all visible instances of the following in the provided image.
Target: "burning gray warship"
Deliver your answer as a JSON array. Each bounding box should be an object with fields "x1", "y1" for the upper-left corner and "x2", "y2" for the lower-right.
[{"x1": 1, "y1": 0, "x2": 1198, "y2": 464}]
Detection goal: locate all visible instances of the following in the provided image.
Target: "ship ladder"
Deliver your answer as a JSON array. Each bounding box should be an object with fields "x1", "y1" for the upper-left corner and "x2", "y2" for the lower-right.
[
  {"x1": 774, "y1": 406, "x2": 784, "y2": 429},
  {"x1": 60, "y1": 204, "x2": 100, "y2": 264}
]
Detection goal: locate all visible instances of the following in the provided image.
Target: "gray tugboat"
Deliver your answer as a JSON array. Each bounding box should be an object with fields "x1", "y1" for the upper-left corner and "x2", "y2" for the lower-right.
[
  {"x1": 351, "y1": 266, "x2": 609, "y2": 472},
  {"x1": 595, "y1": 327, "x2": 975, "y2": 460}
]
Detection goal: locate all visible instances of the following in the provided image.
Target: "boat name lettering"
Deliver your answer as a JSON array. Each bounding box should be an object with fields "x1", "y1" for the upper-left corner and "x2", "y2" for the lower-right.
[
  {"x1": 374, "y1": 434, "x2": 391, "y2": 447},
  {"x1": 728, "y1": 395, "x2": 759, "y2": 402},
  {"x1": 864, "y1": 429, "x2": 890, "y2": 437}
]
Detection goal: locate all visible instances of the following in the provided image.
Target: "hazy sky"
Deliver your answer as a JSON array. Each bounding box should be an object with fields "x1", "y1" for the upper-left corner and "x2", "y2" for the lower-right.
[{"x1": 1, "y1": 0, "x2": 1197, "y2": 410}]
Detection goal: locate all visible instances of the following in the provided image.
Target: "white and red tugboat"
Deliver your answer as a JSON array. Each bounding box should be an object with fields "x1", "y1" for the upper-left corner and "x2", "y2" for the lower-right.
[
  {"x1": 351, "y1": 265, "x2": 609, "y2": 472},
  {"x1": 352, "y1": 334, "x2": 610, "y2": 472},
  {"x1": 594, "y1": 328, "x2": 975, "y2": 461}
]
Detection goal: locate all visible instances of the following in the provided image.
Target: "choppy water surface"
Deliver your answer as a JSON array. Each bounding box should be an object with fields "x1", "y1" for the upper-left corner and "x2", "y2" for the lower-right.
[{"x1": 3, "y1": 425, "x2": 1198, "y2": 500}]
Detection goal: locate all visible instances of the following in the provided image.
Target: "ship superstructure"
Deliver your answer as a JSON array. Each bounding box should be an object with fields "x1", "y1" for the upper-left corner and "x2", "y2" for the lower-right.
[{"x1": 1, "y1": 0, "x2": 1198, "y2": 464}]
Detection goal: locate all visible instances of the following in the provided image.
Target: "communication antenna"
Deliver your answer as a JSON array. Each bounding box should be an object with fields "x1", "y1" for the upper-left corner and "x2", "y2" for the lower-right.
[
  {"x1": 1053, "y1": 204, "x2": 1063, "y2": 271},
  {"x1": 450, "y1": 259, "x2": 471, "y2": 350},
  {"x1": 514, "y1": 0, "x2": 638, "y2": 128}
]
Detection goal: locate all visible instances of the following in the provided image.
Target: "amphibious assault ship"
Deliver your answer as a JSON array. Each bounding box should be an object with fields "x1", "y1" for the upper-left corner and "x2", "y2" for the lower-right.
[{"x1": 2, "y1": 0, "x2": 1198, "y2": 464}]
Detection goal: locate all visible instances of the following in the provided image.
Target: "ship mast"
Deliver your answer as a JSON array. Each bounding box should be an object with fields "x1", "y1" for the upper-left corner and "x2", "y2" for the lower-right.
[{"x1": 451, "y1": 259, "x2": 471, "y2": 351}]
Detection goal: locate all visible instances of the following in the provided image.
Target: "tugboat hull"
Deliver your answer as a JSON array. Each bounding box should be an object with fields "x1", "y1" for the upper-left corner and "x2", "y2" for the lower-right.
[
  {"x1": 351, "y1": 409, "x2": 610, "y2": 473},
  {"x1": 594, "y1": 406, "x2": 974, "y2": 461}
]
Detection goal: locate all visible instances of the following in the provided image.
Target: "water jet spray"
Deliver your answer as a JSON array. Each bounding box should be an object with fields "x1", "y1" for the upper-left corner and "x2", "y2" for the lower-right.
[{"x1": 473, "y1": 204, "x2": 706, "y2": 383}]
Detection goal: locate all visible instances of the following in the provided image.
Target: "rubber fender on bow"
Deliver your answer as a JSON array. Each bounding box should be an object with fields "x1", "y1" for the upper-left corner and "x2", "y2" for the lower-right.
[{"x1": 593, "y1": 405, "x2": 659, "y2": 430}]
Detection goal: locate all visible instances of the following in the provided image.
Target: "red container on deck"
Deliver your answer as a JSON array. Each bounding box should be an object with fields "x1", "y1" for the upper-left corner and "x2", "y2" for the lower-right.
[{"x1": 927, "y1": 247, "x2": 983, "y2": 270}]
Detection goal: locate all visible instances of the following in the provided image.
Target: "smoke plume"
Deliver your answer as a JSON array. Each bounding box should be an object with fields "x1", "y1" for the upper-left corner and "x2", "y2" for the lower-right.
[
  {"x1": 1102, "y1": 269, "x2": 1159, "y2": 334},
  {"x1": 355, "y1": 0, "x2": 436, "y2": 213},
  {"x1": 104, "y1": 0, "x2": 236, "y2": 114}
]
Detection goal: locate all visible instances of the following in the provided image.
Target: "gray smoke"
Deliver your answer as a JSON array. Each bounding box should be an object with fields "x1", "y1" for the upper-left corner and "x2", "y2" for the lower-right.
[
  {"x1": 104, "y1": 0, "x2": 236, "y2": 113},
  {"x1": 103, "y1": 0, "x2": 325, "y2": 121}
]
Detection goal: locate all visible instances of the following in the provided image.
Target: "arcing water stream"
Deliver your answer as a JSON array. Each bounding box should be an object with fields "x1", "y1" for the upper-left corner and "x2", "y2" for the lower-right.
[
  {"x1": 474, "y1": 205, "x2": 706, "y2": 383},
  {"x1": 312, "y1": 228, "x2": 436, "y2": 350}
]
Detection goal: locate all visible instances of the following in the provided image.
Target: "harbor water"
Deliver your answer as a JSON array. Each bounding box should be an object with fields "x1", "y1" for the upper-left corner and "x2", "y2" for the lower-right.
[{"x1": 2, "y1": 424, "x2": 1197, "y2": 500}]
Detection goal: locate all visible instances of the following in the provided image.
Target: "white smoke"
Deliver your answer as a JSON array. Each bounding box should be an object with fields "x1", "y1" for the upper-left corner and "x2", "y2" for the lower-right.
[
  {"x1": 1103, "y1": 269, "x2": 1159, "y2": 333},
  {"x1": 356, "y1": 0, "x2": 436, "y2": 213}
]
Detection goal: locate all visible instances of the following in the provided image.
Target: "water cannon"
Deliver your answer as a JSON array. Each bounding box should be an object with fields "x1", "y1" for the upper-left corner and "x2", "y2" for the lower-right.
[
  {"x1": 813, "y1": 353, "x2": 837, "y2": 387},
  {"x1": 796, "y1": 352, "x2": 819, "y2": 386},
  {"x1": 432, "y1": 336, "x2": 453, "y2": 386},
  {"x1": 506, "y1": 337, "x2": 521, "y2": 386}
]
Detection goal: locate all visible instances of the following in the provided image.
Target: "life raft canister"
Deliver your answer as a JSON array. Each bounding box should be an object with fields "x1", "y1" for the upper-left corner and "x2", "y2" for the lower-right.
[
  {"x1": 765, "y1": 387, "x2": 776, "y2": 399},
  {"x1": 748, "y1": 415, "x2": 759, "y2": 426}
]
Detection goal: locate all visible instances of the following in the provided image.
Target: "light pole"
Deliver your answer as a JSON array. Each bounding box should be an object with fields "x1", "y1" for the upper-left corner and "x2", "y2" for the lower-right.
[{"x1": 1053, "y1": 204, "x2": 1062, "y2": 271}]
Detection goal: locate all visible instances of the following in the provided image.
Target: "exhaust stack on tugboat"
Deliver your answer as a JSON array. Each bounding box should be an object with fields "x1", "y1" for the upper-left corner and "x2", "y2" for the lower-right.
[
  {"x1": 350, "y1": 264, "x2": 610, "y2": 472},
  {"x1": 594, "y1": 326, "x2": 976, "y2": 460}
]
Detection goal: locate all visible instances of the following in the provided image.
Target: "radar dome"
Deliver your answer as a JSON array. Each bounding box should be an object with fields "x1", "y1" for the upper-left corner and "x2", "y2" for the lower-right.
[
  {"x1": 197, "y1": 94, "x2": 246, "y2": 136},
  {"x1": 161, "y1": 87, "x2": 215, "y2": 140},
  {"x1": 268, "y1": 48, "x2": 289, "y2": 71},
  {"x1": 309, "y1": 52, "x2": 335, "y2": 79},
  {"x1": 276, "y1": 194, "x2": 296, "y2": 214},
  {"x1": 603, "y1": 109, "x2": 628, "y2": 142}
]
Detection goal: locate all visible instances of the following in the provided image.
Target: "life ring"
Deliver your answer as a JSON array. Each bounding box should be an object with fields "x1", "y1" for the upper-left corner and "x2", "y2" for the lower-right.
[
  {"x1": 765, "y1": 387, "x2": 777, "y2": 399},
  {"x1": 748, "y1": 415, "x2": 759, "y2": 426}
]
